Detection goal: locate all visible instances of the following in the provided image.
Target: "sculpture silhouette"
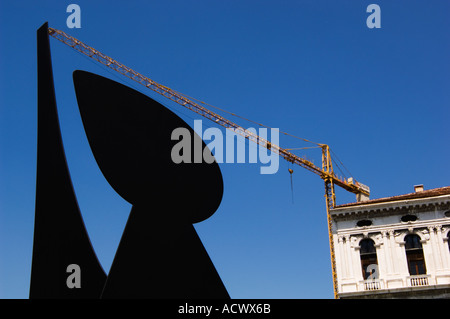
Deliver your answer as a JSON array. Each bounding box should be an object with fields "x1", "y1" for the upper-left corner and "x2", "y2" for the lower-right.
[
  {"x1": 30, "y1": 23, "x2": 106, "y2": 298},
  {"x1": 73, "y1": 70, "x2": 229, "y2": 298},
  {"x1": 31, "y1": 21, "x2": 228, "y2": 299}
]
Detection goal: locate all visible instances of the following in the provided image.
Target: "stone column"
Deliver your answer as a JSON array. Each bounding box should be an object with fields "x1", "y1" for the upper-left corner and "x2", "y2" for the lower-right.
[
  {"x1": 345, "y1": 234, "x2": 355, "y2": 279},
  {"x1": 428, "y1": 225, "x2": 442, "y2": 271},
  {"x1": 435, "y1": 225, "x2": 449, "y2": 269},
  {"x1": 388, "y1": 230, "x2": 398, "y2": 274},
  {"x1": 337, "y1": 235, "x2": 347, "y2": 278},
  {"x1": 381, "y1": 230, "x2": 393, "y2": 275}
]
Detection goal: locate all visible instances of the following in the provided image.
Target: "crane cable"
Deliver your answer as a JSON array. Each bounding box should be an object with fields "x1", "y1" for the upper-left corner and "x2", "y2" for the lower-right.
[
  {"x1": 174, "y1": 91, "x2": 322, "y2": 146},
  {"x1": 50, "y1": 26, "x2": 356, "y2": 187},
  {"x1": 288, "y1": 166, "x2": 294, "y2": 204}
]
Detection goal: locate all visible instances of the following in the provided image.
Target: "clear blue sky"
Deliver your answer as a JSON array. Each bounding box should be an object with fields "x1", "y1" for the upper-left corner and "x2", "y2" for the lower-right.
[{"x1": 0, "y1": 1, "x2": 449, "y2": 299}]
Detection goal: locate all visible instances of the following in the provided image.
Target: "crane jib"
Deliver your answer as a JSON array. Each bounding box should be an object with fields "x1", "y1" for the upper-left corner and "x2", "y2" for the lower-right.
[{"x1": 47, "y1": 26, "x2": 369, "y2": 199}]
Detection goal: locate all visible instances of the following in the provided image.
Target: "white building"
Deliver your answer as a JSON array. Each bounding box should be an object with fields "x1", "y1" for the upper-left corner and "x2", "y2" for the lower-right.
[{"x1": 330, "y1": 185, "x2": 450, "y2": 298}]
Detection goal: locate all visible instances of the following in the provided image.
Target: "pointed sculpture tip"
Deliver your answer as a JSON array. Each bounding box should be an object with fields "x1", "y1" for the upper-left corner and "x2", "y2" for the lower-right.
[{"x1": 38, "y1": 21, "x2": 49, "y2": 31}]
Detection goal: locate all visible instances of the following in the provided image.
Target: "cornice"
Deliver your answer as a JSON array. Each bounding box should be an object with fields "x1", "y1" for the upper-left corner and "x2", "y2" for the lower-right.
[
  {"x1": 335, "y1": 217, "x2": 450, "y2": 237},
  {"x1": 331, "y1": 194, "x2": 450, "y2": 220}
]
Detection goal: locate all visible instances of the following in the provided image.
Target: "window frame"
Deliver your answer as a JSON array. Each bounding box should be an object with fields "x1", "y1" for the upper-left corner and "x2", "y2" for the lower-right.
[
  {"x1": 359, "y1": 238, "x2": 378, "y2": 280},
  {"x1": 404, "y1": 234, "x2": 427, "y2": 276}
]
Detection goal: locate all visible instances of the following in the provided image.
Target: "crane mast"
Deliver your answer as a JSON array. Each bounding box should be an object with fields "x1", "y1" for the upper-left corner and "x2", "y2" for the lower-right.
[{"x1": 47, "y1": 26, "x2": 369, "y2": 298}]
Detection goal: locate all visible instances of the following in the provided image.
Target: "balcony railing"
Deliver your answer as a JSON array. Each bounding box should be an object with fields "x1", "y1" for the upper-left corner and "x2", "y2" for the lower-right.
[
  {"x1": 359, "y1": 279, "x2": 383, "y2": 291},
  {"x1": 342, "y1": 275, "x2": 440, "y2": 294},
  {"x1": 407, "y1": 275, "x2": 430, "y2": 287}
]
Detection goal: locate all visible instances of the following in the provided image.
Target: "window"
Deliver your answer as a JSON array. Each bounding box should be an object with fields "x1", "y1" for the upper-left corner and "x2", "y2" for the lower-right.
[
  {"x1": 404, "y1": 234, "x2": 426, "y2": 275},
  {"x1": 401, "y1": 214, "x2": 418, "y2": 222},
  {"x1": 356, "y1": 220, "x2": 372, "y2": 227},
  {"x1": 359, "y1": 239, "x2": 378, "y2": 280}
]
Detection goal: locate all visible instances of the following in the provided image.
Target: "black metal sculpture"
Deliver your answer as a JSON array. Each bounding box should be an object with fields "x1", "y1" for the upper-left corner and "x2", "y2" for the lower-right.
[
  {"x1": 30, "y1": 23, "x2": 107, "y2": 298},
  {"x1": 73, "y1": 70, "x2": 228, "y2": 298},
  {"x1": 31, "y1": 22, "x2": 229, "y2": 299}
]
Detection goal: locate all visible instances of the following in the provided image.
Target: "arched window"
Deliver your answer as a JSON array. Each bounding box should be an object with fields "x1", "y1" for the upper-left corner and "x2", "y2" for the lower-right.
[
  {"x1": 448, "y1": 232, "x2": 450, "y2": 252},
  {"x1": 404, "y1": 234, "x2": 426, "y2": 275},
  {"x1": 359, "y1": 239, "x2": 378, "y2": 280}
]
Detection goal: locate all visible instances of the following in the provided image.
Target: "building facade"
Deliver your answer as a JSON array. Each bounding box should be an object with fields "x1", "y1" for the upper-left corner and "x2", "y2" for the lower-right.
[{"x1": 330, "y1": 185, "x2": 450, "y2": 298}]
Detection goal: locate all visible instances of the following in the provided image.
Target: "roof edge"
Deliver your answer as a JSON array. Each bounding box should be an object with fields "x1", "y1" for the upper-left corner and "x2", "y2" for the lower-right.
[{"x1": 334, "y1": 186, "x2": 450, "y2": 209}]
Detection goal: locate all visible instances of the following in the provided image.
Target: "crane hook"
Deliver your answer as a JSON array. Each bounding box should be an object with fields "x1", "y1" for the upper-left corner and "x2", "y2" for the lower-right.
[{"x1": 288, "y1": 168, "x2": 294, "y2": 204}]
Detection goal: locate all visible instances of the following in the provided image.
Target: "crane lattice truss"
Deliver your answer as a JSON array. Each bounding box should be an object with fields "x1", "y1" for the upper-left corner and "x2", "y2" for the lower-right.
[{"x1": 47, "y1": 26, "x2": 370, "y2": 298}]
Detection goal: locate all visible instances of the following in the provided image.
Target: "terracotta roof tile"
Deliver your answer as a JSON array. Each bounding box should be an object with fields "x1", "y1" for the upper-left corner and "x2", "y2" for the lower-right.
[{"x1": 335, "y1": 186, "x2": 450, "y2": 208}]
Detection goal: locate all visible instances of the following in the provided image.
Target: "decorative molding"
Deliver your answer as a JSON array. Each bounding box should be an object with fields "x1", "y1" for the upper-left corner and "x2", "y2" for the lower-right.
[
  {"x1": 333, "y1": 198, "x2": 450, "y2": 295},
  {"x1": 373, "y1": 234, "x2": 383, "y2": 246},
  {"x1": 420, "y1": 228, "x2": 430, "y2": 241},
  {"x1": 331, "y1": 196, "x2": 450, "y2": 221}
]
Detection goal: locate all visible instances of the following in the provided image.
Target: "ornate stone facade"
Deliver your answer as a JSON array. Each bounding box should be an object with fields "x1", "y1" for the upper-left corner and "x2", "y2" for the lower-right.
[{"x1": 330, "y1": 186, "x2": 450, "y2": 298}]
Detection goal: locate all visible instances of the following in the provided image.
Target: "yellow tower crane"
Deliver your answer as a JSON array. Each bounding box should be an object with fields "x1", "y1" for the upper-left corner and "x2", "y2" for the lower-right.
[{"x1": 47, "y1": 26, "x2": 370, "y2": 299}]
